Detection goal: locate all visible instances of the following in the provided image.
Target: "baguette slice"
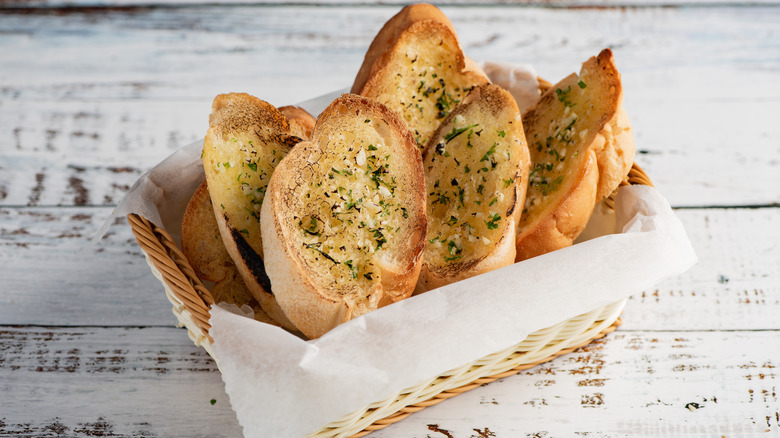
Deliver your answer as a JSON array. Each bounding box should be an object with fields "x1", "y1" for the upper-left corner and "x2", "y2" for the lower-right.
[
  {"x1": 181, "y1": 180, "x2": 233, "y2": 283},
  {"x1": 180, "y1": 180, "x2": 277, "y2": 325},
  {"x1": 352, "y1": 3, "x2": 489, "y2": 149},
  {"x1": 418, "y1": 84, "x2": 530, "y2": 291},
  {"x1": 202, "y1": 93, "x2": 312, "y2": 330},
  {"x1": 516, "y1": 48, "x2": 635, "y2": 261},
  {"x1": 261, "y1": 94, "x2": 427, "y2": 338},
  {"x1": 279, "y1": 105, "x2": 316, "y2": 140}
]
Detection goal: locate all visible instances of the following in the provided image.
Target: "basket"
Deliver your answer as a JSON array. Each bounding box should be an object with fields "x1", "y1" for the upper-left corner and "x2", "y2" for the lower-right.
[{"x1": 128, "y1": 159, "x2": 652, "y2": 437}]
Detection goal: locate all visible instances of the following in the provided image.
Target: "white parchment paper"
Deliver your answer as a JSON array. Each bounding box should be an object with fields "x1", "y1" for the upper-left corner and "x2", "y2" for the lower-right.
[
  {"x1": 211, "y1": 184, "x2": 696, "y2": 437},
  {"x1": 104, "y1": 62, "x2": 697, "y2": 437}
]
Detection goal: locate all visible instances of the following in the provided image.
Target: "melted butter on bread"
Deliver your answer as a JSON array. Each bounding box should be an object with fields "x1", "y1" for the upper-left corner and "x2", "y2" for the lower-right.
[{"x1": 418, "y1": 84, "x2": 530, "y2": 291}]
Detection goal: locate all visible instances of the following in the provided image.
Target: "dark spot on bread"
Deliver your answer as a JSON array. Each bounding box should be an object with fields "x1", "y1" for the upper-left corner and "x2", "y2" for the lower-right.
[{"x1": 231, "y1": 227, "x2": 273, "y2": 294}]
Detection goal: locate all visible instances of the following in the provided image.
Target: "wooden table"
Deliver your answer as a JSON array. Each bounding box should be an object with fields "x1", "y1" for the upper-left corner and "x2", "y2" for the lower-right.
[{"x1": 1, "y1": 1, "x2": 778, "y2": 436}]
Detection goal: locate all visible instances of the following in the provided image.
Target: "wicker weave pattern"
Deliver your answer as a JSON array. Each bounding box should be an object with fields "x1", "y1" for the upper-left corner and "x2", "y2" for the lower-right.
[{"x1": 128, "y1": 163, "x2": 652, "y2": 437}]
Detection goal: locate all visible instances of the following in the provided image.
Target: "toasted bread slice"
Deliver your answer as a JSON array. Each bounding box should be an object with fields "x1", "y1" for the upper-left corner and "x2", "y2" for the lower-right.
[
  {"x1": 180, "y1": 181, "x2": 273, "y2": 324},
  {"x1": 279, "y1": 105, "x2": 316, "y2": 140},
  {"x1": 181, "y1": 180, "x2": 233, "y2": 283},
  {"x1": 180, "y1": 179, "x2": 297, "y2": 329},
  {"x1": 516, "y1": 49, "x2": 635, "y2": 261},
  {"x1": 352, "y1": 4, "x2": 489, "y2": 149},
  {"x1": 202, "y1": 92, "x2": 305, "y2": 330},
  {"x1": 417, "y1": 84, "x2": 530, "y2": 291},
  {"x1": 261, "y1": 94, "x2": 427, "y2": 338}
]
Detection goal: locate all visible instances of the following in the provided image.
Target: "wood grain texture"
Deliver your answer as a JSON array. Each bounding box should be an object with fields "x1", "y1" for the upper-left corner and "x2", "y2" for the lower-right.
[
  {"x1": 0, "y1": 207, "x2": 176, "y2": 326},
  {"x1": 368, "y1": 330, "x2": 780, "y2": 437},
  {"x1": 2, "y1": 327, "x2": 777, "y2": 437},
  {"x1": 1, "y1": 6, "x2": 779, "y2": 207},
  {"x1": 2, "y1": 207, "x2": 777, "y2": 330},
  {"x1": 3, "y1": 0, "x2": 780, "y2": 7},
  {"x1": 0, "y1": 326, "x2": 242, "y2": 437}
]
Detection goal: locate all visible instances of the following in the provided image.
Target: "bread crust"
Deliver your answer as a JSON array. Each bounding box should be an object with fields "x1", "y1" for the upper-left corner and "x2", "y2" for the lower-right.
[
  {"x1": 516, "y1": 48, "x2": 635, "y2": 261},
  {"x1": 278, "y1": 105, "x2": 316, "y2": 141},
  {"x1": 261, "y1": 94, "x2": 427, "y2": 338},
  {"x1": 514, "y1": 150, "x2": 599, "y2": 261},
  {"x1": 352, "y1": 4, "x2": 458, "y2": 95},
  {"x1": 181, "y1": 180, "x2": 232, "y2": 282}
]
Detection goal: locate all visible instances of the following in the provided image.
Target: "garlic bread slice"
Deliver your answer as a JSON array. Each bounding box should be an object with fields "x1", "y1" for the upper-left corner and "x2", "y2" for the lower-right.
[
  {"x1": 516, "y1": 49, "x2": 635, "y2": 261},
  {"x1": 353, "y1": 4, "x2": 489, "y2": 149},
  {"x1": 182, "y1": 180, "x2": 233, "y2": 283},
  {"x1": 202, "y1": 93, "x2": 306, "y2": 330},
  {"x1": 279, "y1": 105, "x2": 316, "y2": 141},
  {"x1": 418, "y1": 84, "x2": 530, "y2": 291},
  {"x1": 261, "y1": 94, "x2": 427, "y2": 339}
]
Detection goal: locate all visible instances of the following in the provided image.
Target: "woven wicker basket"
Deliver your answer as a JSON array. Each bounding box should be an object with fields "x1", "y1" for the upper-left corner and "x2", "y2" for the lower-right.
[
  {"x1": 128, "y1": 158, "x2": 652, "y2": 437},
  {"x1": 128, "y1": 66, "x2": 650, "y2": 438}
]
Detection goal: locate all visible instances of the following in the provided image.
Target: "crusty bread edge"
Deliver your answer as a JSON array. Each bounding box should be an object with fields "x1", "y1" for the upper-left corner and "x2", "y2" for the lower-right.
[
  {"x1": 352, "y1": 4, "x2": 456, "y2": 94},
  {"x1": 210, "y1": 202, "x2": 300, "y2": 331},
  {"x1": 181, "y1": 180, "x2": 226, "y2": 282},
  {"x1": 418, "y1": 224, "x2": 516, "y2": 292},
  {"x1": 515, "y1": 150, "x2": 599, "y2": 261},
  {"x1": 352, "y1": 4, "x2": 487, "y2": 95}
]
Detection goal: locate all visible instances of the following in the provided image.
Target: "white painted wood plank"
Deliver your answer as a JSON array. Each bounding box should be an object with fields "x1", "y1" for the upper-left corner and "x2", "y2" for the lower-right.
[
  {"x1": 2, "y1": 327, "x2": 778, "y2": 437},
  {"x1": 368, "y1": 330, "x2": 780, "y2": 437},
  {"x1": 0, "y1": 326, "x2": 243, "y2": 437},
  {"x1": 2, "y1": 0, "x2": 780, "y2": 7},
  {"x1": 620, "y1": 207, "x2": 780, "y2": 331},
  {"x1": 0, "y1": 207, "x2": 178, "y2": 326},
  {"x1": 1, "y1": 6, "x2": 779, "y2": 207},
  {"x1": 1, "y1": 207, "x2": 778, "y2": 331}
]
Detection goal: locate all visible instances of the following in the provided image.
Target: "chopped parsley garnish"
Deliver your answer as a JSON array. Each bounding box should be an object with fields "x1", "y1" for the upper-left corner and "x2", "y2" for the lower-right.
[
  {"x1": 480, "y1": 143, "x2": 497, "y2": 162},
  {"x1": 371, "y1": 228, "x2": 387, "y2": 250},
  {"x1": 436, "y1": 90, "x2": 460, "y2": 119},
  {"x1": 345, "y1": 260, "x2": 358, "y2": 279},
  {"x1": 247, "y1": 162, "x2": 257, "y2": 172},
  {"x1": 578, "y1": 80, "x2": 587, "y2": 89},
  {"x1": 444, "y1": 123, "x2": 479, "y2": 143},
  {"x1": 485, "y1": 213, "x2": 501, "y2": 230},
  {"x1": 331, "y1": 167, "x2": 353, "y2": 177},
  {"x1": 556, "y1": 85, "x2": 575, "y2": 108},
  {"x1": 535, "y1": 175, "x2": 565, "y2": 196},
  {"x1": 444, "y1": 239, "x2": 463, "y2": 261}
]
